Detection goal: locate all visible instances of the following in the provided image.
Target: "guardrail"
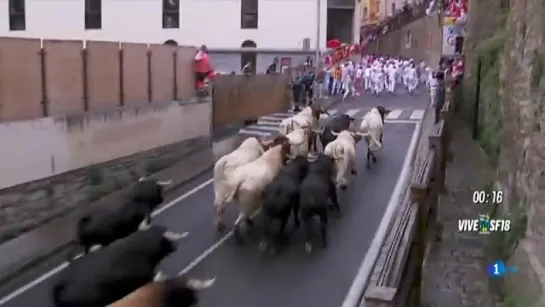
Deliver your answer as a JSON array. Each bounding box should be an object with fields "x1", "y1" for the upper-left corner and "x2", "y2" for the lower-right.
[{"x1": 362, "y1": 84, "x2": 455, "y2": 307}]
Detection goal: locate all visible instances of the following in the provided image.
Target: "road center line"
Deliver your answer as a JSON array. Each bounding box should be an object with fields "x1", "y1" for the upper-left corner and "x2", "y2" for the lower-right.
[{"x1": 0, "y1": 178, "x2": 214, "y2": 306}]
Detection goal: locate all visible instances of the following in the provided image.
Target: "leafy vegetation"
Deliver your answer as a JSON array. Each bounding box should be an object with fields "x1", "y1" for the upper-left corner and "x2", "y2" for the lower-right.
[{"x1": 474, "y1": 31, "x2": 506, "y2": 167}]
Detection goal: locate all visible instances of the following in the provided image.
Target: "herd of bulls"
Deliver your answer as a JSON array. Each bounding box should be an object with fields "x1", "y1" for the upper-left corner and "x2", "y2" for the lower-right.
[
  {"x1": 49, "y1": 105, "x2": 390, "y2": 307},
  {"x1": 213, "y1": 105, "x2": 390, "y2": 253},
  {"x1": 52, "y1": 179, "x2": 214, "y2": 307}
]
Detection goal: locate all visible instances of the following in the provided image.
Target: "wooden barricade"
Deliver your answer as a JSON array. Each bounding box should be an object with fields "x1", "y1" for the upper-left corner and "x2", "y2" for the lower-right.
[
  {"x1": 363, "y1": 84, "x2": 456, "y2": 307},
  {"x1": 211, "y1": 74, "x2": 291, "y2": 128},
  {"x1": 0, "y1": 38, "x2": 197, "y2": 122}
]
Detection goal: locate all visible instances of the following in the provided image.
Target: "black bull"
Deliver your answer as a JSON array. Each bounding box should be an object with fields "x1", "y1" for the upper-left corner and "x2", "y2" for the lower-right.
[{"x1": 318, "y1": 114, "x2": 355, "y2": 150}]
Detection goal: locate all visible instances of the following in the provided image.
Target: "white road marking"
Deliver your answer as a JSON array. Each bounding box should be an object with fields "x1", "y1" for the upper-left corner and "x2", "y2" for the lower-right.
[
  {"x1": 0, "y1": 178, "x2": 214, "y2": 306},
  {"x1": 384, "y1": 119, "x2": 421, "y2": 124},
  {"x1": 342, "y1": 121, "x2": 422, "y2": 307},
  {"x1": 320, "y1": 109, "x2": 338, "y2": 119},
  {"x1": 244, "y1": 125, "x2": 279, "y2": 132},
  {"x1": 409, "y1": 109, "x2": 425, "y2": 120},
  {"x1": 344, "y1": 108, "x2": 361, "y2": 117},
  {"x1": 239, "y1": 129, "x2": 271, "y2": 137},
  {"x1": 178, "y1": 209, "x2": 261, "y2": 276},
  {"x1": 385, "y1": 108, "x2": 403, "y2": 120},
  {"x1": 1, "y1": 104, "x2": 424, "y2": 305},
  {"x1": 271, "y1": 113, "x2": 293, "y2": 118},
  {"x1": 259, "y1": 116, "x2": 284, "y2": 122}
]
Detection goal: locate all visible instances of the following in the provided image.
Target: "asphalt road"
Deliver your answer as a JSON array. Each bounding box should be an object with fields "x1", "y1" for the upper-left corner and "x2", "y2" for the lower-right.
[{"x1": 0, "y1": 90, "x2": 423, "y2": 307}]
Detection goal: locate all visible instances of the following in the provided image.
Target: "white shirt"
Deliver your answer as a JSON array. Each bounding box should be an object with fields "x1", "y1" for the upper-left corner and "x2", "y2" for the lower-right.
[
  {"x1": 356, "y1": 68, "x2": 363, "y2": 78},
  {"x1": 429, "y1": 76, "x2": 438, "y2": 88}
]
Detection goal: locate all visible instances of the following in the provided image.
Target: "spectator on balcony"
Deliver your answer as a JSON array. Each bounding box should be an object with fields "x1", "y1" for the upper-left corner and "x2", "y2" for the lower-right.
[
  {"x1": 242, "y1": 61, "x2": 253, "y2": 75},
  {"x1": 266, "y1": 58, "x2": 278, "y2": 74}
]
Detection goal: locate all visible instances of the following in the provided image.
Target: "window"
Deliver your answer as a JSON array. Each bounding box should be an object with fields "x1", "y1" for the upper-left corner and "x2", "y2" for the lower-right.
[
  {"x1": 163, "y1": 0, "x2": 180, "y2": 29},
  {"x1": 9, "y1": 0, "x2": 25, "y2": 31},
  {"x1": 241, "y1": 0, "x2": 258, "y2": 29},
  {"x1": 85, "y1": 0, "x2": 102, "y2": 29}
]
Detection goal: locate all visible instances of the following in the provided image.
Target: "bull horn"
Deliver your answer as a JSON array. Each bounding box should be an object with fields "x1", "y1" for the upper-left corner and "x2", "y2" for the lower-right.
[
  {"x1": 331, "y1": 130, "x2": 340, "y2": 136},
  {"x1": 157, "y1": 180, "x2": 173, "y2": 185},
  {"x1": 163, "y1": 230, "x2": 189, "y2": 241},
  {"x1": 313, "y1": 128, "x2": 324, "y2": 134},
  {"x1": 154, "y1": 271, "x2": 167, "y2": 281},
  {"x1": 138, "y1": 176, "x2": 148, "y2": 182},
  {"x1": 260, "y1": 139, "x2": 273, "y2": 147},
  {"x1": 187, "y1": 277, "x2": 216, "y2": 290},
  {"x1": 356, "y1": 131, "x2": 370, "y2": 137}
]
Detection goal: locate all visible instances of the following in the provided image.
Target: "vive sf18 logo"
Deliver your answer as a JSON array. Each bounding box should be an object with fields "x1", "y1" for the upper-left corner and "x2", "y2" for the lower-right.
[{"x1": 458, "y1": 214, "x2": 511, "y2": 234}]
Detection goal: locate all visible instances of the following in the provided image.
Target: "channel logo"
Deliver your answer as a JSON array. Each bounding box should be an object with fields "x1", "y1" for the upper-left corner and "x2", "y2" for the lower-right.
[{"x1": 487, "y1": 260, "x2": 517, "y2": 278}]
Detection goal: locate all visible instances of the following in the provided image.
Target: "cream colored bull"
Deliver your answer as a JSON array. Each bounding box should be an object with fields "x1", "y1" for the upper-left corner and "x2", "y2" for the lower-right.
[
  {"x1": 359, "y1": 107, "x2": 390, "y2": 168},
  {"x1": 214, "y1": 140, "x2": 292, "y2": 239},
  {"x1": 324, "y1": 130, "x2": 362, "y2": 190}
]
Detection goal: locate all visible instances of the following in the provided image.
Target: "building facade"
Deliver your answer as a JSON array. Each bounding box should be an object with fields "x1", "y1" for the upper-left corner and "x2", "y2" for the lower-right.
[
  {"x1": 360, "y1": 0, "x2": 422, "y2": 26},
  {"x1": 0, "y1": 0, "x2": 328, "y2": 50},
  {"x1": 1, "y1": 0, "x2": 362, "y2": 73}
]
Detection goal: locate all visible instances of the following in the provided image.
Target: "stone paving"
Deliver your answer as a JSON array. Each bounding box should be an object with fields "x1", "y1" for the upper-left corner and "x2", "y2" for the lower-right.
[{"x1": 422, "y1": 119, "x2": 501, "y2": 307}]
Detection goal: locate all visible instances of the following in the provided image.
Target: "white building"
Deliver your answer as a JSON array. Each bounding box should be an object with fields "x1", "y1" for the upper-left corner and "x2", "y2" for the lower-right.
[
  {"x1": 1, "y1": 0, "x2": 360, "y2": 72},
  {"x1": 0, "y1": 0, "x2": 332, "y2": 49}
]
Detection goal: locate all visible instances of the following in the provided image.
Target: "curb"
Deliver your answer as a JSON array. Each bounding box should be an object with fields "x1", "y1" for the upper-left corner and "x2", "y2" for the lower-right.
[{"x1": 0, "y1": 134, "x2": 242, "y2": 289}]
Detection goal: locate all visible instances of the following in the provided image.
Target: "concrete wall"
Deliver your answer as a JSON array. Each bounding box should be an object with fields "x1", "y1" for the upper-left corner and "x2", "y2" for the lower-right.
[
  {"x1": 0, "y1": 98, "x2": 212, "y2": 244},
  {"x1": 0, "y1": 100, "x2": 212, "y2": 190},
  {"x1": 365, "y1": 13, "x2": 442, "y2": 67}
]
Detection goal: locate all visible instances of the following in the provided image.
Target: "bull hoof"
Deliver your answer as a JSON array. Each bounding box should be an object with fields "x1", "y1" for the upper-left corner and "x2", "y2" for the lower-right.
[
  {"x1": 351, "y1": 169, "x2": 357, "y2": 175},
  {"x1": 305, "y1": 242, "x2": 313, "y2": 253},
  {"x1": 366, "y1": 163, "x2": 371, "y2": 169},
  {"x1": 233, "y1": 228, "x2": 244, "y2": 244},
  {"x1": 372, "y1": 156, "x2": 377, "y2": 163},
  {"x1": 215, "y1": 222, "x2": 226, "y2": 233}
]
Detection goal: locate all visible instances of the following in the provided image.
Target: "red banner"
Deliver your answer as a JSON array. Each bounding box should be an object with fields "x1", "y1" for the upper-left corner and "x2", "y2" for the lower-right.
[{"x1": 330, "y1": 44, "x2": 360, "y2": 65}]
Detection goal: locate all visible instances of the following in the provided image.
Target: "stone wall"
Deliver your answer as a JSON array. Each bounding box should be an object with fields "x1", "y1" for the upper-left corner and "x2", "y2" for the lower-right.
[
  {"x1": 365, "y1": 13, "x2": 443, "y2": 67},
  {"x1": 461, "y1": 0, "x2": 545, "y2": 304},
  {"x1": 0, "y1": 98, "x2": 212, "y2": 244}
]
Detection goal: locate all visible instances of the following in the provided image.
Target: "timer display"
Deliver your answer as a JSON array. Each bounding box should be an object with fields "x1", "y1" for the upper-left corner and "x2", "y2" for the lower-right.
[{"x1": 473, "y1": 190, "x2": 503, "y2": 204}]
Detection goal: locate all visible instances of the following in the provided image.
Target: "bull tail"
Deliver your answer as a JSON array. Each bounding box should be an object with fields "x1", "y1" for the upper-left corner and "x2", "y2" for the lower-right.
[
  {"x1": 332, "y1": 144, "x2": 345, "y2": 160},
  {"x1": 52, "y1": 283, "x2": 64, "y2": 307},
  {"x1": 75, "y1": 215, "x2": 92, "y2": 243},
  {"x1": 67, "y1": 215, "x2": 93, "y2": 260},
  {"x1": 213, "y1": 158, "x2": 228, "y2": 206},
  {"x1": 224, "y1": 180, "x2": 243, "y2": 205},
  {"x1": 367, "y1": 133, "x2": 382, "y2": 151}
]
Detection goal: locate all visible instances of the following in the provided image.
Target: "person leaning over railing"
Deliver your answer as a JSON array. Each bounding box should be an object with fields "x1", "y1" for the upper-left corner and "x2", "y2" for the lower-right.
[{"x1": 431, "y1": 70, "x2": 446, "y2": 124}]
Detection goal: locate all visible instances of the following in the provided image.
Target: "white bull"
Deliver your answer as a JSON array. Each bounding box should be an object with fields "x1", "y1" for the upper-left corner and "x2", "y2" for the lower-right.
[
  {"x1": 285, "y1": 127, "x2": 320, "y2": 157},
  {"x1": 324, "y1": 130, "x2": 363, "y2": 190},
  {"x1": 213, "y1": 137, "x2": 285, "y2": 227},
  {"x1": 215, "y1": 141, "x2": 291, "y2": 239},
  {"x1": 359, "y1": 107, "x2": 389, "y2": 168},
  {"x1": 278, "y1": 106, "x2": 329, "y2": 135}
]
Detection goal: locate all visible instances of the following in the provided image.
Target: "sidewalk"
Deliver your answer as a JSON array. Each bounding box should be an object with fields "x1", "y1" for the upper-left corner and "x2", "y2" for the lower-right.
[{"x1": 422, "y1": 119, "x2": 501, "y2": 306}]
